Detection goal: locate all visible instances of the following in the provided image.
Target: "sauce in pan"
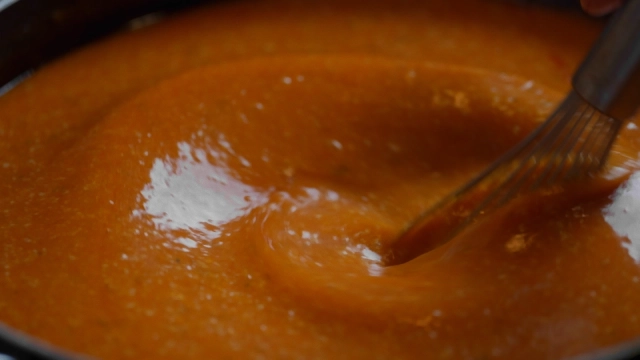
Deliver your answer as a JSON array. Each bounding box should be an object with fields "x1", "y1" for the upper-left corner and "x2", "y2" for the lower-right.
[{"x1": 1, "y1": 0, "x2": 640, "y2": 359}]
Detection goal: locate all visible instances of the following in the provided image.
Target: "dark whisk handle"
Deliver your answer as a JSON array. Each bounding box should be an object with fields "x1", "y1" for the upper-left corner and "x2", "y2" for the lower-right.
[{"x1": 573, "y1": 0, "x2": 640, "y2": 121}]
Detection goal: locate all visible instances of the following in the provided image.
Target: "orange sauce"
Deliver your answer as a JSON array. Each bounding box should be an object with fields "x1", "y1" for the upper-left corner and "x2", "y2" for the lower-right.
[{"x1": 2, "y1": 0, "x2": 640, "y2": 359}]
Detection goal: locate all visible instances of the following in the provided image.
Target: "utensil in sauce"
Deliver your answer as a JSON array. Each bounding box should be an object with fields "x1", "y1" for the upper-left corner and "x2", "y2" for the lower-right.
[{"x1": 388, "y1": 0, "x2": 640, "y2": 265}]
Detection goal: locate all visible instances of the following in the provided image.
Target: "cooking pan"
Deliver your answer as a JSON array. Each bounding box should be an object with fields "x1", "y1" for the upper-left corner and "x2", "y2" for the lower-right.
[{"x1": 1, "y1": 0, "x2": 639, "y2": 359}]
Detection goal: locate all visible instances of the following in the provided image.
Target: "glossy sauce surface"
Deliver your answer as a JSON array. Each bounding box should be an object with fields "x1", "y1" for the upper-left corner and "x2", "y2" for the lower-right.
[{"x1": 2, "y1": 1, "x2": 640, "y2": 359}]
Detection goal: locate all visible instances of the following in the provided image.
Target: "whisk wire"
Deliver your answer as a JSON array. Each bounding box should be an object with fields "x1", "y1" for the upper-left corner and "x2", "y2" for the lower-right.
[
  {"x1": 536, "y1": 102, "x2": 594, "y2": 188},
  {"x1": 454, "y1": 93, "x2": 577, "y2": 213},
  {"x1": 594, "y1": 117, "x2": 623, "y2": 170},
  {"x1": 489, "y1": 93, "x2": 584, "y2": 208},
  {"x1": 564, "y1": 108, "x2": 602, "y2": 178},
  {"x1": 389, "y1": 91, "x2": 623, "y2": 265}
]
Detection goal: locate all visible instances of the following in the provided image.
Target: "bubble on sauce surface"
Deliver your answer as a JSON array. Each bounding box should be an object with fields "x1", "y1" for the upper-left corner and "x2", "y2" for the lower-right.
[
  {"x1": 132, "y1": 140, "x2": 266, "y2": 251},
  {"x1": 603, "y1": 171, "x2": 640, "y2": 262}
]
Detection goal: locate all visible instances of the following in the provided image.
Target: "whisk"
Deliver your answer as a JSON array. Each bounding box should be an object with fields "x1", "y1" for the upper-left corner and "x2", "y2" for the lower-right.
[{"x1": 387, "y1": 0, "x2": 640, "y2": 266}]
